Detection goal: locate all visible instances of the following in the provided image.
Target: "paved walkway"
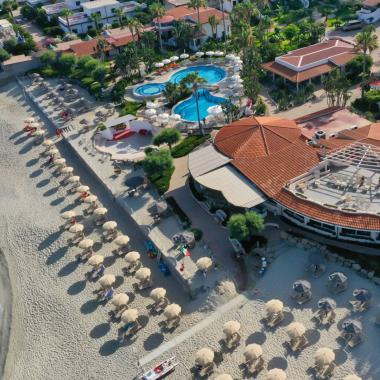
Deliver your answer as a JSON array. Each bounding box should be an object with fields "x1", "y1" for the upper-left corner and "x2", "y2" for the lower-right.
[{"x1": 167, "y1": 156, "x2": 241, "y2": 287}]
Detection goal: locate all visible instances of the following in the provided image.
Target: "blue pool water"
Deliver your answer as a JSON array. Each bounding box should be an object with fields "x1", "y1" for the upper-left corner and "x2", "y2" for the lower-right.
[
  {"x1": 134, "y1": 65, "x2": 226, "y2": 97},
  {"x1": 173, "y1": 89, "x2": 227, "y2": 122}
]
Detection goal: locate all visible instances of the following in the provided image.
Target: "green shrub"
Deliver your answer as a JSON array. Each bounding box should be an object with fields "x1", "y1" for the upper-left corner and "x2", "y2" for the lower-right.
[
  {"x1": 97, "y1": 123, "x2": 106, "y2": 131},
  {"x1": 81, "y1": 77, "x2": 94, "y2": 87},
  {"x1": 41, "y1": 65, "x2": 59, "y2": 77},
  {"x1": 171, "y1": 135, "x2": 209, "y2": 158},
  {"x1": 0, "y1": 47, "x2": 10, "y2": 62},
  {"x1": 119, "y1": 100, "x2": 144, "y2": 116}
]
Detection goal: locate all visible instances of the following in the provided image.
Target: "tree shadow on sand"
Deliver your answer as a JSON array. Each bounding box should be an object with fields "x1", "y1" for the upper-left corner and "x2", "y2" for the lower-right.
[
  {"x1": 58, "y1": 260, "x2": 79, "y2": 277},
  {"x1": 99, "y1": 339, "x2": 119, "y2": 356},
  {"x1": 46, "y1": 246, "x2": 67, "y2": 265},
  {"x1": 37, "y1": 178, "x2": 50, "y2": 188},
  {"x1": 80, "y1": 299, "x2": 100, "y2": 314},
  {"x1": 144, "y1": 332, "x2": 164, "y2": 351},
  {"x1": 29, "y1": 168, "x2": 43, "y2": 178},
  {"x1": 267, "y1": 357, "x2": 288, "y2": 371},
  {"x1": 90, "y1": 323, "x2": 111, "y2": 339},
  {"x1": 68, "y1": 280, "x2": 87, "y2": 295}
]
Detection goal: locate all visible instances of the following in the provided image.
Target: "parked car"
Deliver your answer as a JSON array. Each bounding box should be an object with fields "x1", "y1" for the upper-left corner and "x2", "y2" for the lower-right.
[{"x1": 342, "y1": 20, "x2": 364, "y2": 31}]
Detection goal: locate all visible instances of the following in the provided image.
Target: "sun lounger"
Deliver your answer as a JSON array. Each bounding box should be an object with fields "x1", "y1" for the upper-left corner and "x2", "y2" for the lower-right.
[
  {"x1": 196, "y1": 363, "x2": 214, "y2": 377},
  {"x1": 317, "y1": 362, "x2": 336, "y2": 379},
  {"x1": 288, "y1": 335, "x2": 308, "y2": 352},
  {"x1": 349, "y1": 300, "x2": 370, "y2": 312},
  {"x1": 247, "y1": 356, "x2": 264, "y2": 375},
  {"x1": 293, "y1": 292, "x2": 312, "y2": 305},
  {"x1": 266, "y1": 312, "x2": 284, "y2": 327},
  {"x1": 138, "y1": 279, "x2": 153, "y2": 290},
  {"x1": 314, "y1": 310, "x2": 336, "y2": 325}
]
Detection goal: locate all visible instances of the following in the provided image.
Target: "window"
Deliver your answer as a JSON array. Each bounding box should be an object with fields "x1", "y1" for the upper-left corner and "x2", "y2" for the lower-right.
[
  {"x1": 307, "y1": 219, "x2": 335, "y2": 233},
  {"x1": 357, "y1": 230, "x2": 371, "y2": 237},
  {"x1": 283, "y1": 209, "x2": 305, "y2": 223},
  {"x1": 76, "y1": 1, "x2": 80, "y2": 6}
]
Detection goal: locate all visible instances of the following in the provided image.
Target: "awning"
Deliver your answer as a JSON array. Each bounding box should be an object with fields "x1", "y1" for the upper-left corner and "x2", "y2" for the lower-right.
[
  {"x1": 188, "y1": 144, "x2": 231, "y2": 178},
  {"x1": 195, "y1": 165, "x2": 267, "y2": 208},
  {"x1": 105, "y1": 115, "x2": 136, "y2": 128}
]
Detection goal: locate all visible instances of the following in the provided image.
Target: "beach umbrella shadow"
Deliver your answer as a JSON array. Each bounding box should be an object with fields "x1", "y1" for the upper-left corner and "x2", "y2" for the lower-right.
[
  {"x1": 80, "y1": 299, "x2": 100, "y2": 314},
  {"x1": 37, "y1": 178, "x2": 50, "y2": 188},
  {"x1": 246, "y1": 331, "x2": 266, "y2": 345},
  {"x1": 281, "y1": 311, "x2": 295, "y2": 326},
  {"x1": 334, "y1": 348, "x2": 348, "y2": 365},
  {"x1": 58, "y1": 260, "x2": 79, "y2": 277},
  {"x1": 38, "y1": 229, "x2": 63, "y2": 250},
  {"x1": 138, "y1": 315, "x2": 149, "y2": 328},
  {"x1": 267, "y1": 356, "x2": 288, "y2": 371},
  {"x1": 50, "y1": 197, "x2": 65, "y2": 206},
  {"x1": 104, "y1": 255, "x2": 117, "y2": 268},
  {"x1": 14, "y1": 135, "x2": 28, "y2": 145},
  {"x1": 143, "y1": 332, "x2": 164, "y2": 351},
  {"x1": 60, "y1": 203, "x2": 77, "y2": 213},
  {"x1": 43, "y1": 187, "x2": 59, "y2": 197},
  {"x1": 90, "y1": 323, "x2": 111, "y2": 339},
  {"x1": 46, "y1": 246, "x2": 67, "y2": 265},
  {"x1": 9, "y1": 130, "x2": 24, "y2": 140},
  {"x1": 99, "y1": 339, "x2": 119, "y2": 356},
  {"x1": 29, "y1": 168, "x2": 43, "y2": 178},
  {"x1": 92, "y1": 241, "x2": 103, "y2": 252},
  {"x1": 114, "y1": 275, "x2": 124, "y2": 289},
  {"x1": 19, "y1": 142, "x2": 34, "y2": 154},
  {"x1": 68, "y1": 280, "x2": 87, "y2": 295},
  {"x1": 305, "y1": 329, "x2": 321, "y2": 348},
  {"x1": 26, "y1": 157, "x2": 39, "y2": 167},
  {"x1": 126, "y1": 291, "x2": 136, "y2": 304}
]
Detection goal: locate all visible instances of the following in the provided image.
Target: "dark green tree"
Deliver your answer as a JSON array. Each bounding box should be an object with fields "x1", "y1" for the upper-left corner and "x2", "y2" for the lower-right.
[{"x1": 153, "y1": 128, "x2": 181, "y2": 150}]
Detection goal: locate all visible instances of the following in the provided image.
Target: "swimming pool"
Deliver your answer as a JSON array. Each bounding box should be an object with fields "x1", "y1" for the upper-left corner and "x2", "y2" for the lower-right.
[
  {"x1": 173, "y1": 89, "x2": 227, "y2": 122},
  {"x1": 134, "y1": 65, "x2": 226, "y2": 97}
]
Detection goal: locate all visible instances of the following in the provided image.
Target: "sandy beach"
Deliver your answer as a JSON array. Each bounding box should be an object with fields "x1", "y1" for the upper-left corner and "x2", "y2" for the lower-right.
[{"x1": 1, "y1": 78, "x2": 380, "y2": 380}]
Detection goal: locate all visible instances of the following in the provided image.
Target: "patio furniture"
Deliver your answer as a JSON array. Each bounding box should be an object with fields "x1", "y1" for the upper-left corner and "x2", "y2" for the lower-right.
[
  {"x1": 341, "y1": 319, "x2": 363, "y2": 347},
  {"x1": 292, "y1": 279, "x2": 312, "y2": 304},
  {"x1": 350, "y1": 288, "x2": 372, "y2": 312},
  {"x1": 327, "y1": 272, "x2": 348, "y2": 294}
]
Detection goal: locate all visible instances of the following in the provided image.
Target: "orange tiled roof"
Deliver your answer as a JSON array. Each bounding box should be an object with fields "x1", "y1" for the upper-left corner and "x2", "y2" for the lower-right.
[
  {"x1": 214, "y1": 117, "x2": 380, "y2": 229},
  {"x1": 165, "y1": 5, "x2": 228, "y2": 24}
]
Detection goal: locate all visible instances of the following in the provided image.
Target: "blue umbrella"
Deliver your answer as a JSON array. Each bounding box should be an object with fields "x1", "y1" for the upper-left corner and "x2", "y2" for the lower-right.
[
  {"x1": 353, "y1": 288, "x2": 372, "y2": 302},
  {"x1": 318, "y1": 297, "x2": 336, "y2": 311}
]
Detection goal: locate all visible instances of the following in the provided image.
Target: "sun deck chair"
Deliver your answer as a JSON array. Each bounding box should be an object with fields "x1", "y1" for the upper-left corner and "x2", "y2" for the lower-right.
[
  {"x1": 103, "y1": 230, "x2": 118, "y2": 242},
  {"x1": 266, "y1": 311, "x2": 284, "y2": 327},
  {"x1": 198, "y1": 362, "x2": 214, "y2": 377},
  {"x1": 314, "y1": 310, "x2": 336, "y2": 325},
  {"x1": 288, "y1": 335, "x2": 308, "y2": 352},
  {"x1": 341, "y1": 332, "x2": 362, "y2": 348},
  {"x1": 153, "y1": 297, "x2": 168, "y2": 313},
  {"x1": 225, "y1": 332, "x2": 241, "y2": 349},
  {"x1": 165, "y1": 316, "x2": 180, "y2": 329},
  {"x1": 138, "y1": 278, "x2": 153, "y2": 290},
  {"x1": 293, "y1": 291, "x2": 312, "y2": 305},
  {"x1": 317, "y1": 362, "x2": 336, "y2": 379},
  {"x1": 247, "y1": 356, "x2": 264, "y2": 375},
  {"x1": 349, "y1": 300, "x2": 370, "y2": 312}
]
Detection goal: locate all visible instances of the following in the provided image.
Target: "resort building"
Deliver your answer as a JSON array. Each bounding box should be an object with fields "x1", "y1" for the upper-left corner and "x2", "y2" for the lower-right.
[
  {"x1": 164, "y1": 0, "x2": 244, "y2": 13},
  {"x1": 164, "y1": 0, "x2": 190, "y2": 11},
  {"x1": 357, "y1": 0, "x2": 380, "y2": 23},
  {"x1": 189, "y1": 112, "x2": 380, "y2": 245},
  {"x1": 153, "y1": 5, "x2": 230, "y2": 51},
  {"x1": 56, "y1": 0, "x2": 146, "y2": 34},
  {"x1": 262, "y1": 38, "x2": 357, "y2": 89}
]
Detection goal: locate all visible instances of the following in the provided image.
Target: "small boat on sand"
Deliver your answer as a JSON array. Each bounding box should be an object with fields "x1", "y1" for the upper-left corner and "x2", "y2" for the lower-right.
[{"x1": 139, "y1": 356, "x2": 178, "y2": 380}]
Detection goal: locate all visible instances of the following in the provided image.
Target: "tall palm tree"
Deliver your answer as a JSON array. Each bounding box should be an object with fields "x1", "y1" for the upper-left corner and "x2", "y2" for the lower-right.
[
  {"x1": 91, "y1": 12, "x2": 102, "y2": 34},
  {"x1": 150, "y1": 2, "x2": 165, "y2": 50},
  {"x1": 2, "y1": 0, "x2": 15, "y2": 21},
  {"x1": 60, "y1": 8, "x2": 74, "y2": 33},
  {"x1": 127, "y1": 18, "x2": 143, "y2": 42},
  {"x1": 355, "y1": 25, "x2": 379, "y2": 90},
  {"x1": 189, "y1": 0, "x2": 206, "y2": 26},
  {"x1": 94, "y1": 38, "x2": 109, "y2": 61},
  {"x1": 113, "y1": 8, "x2": 124, "y2": 28},
  {"x1": 208, "y1": 15, "x2": 218, "y2": 39}
]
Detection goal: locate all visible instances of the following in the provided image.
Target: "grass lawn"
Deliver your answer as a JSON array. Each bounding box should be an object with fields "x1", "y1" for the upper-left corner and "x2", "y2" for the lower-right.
[
  {"x1": 119, "y1": 101, "x2": 145, "y2": 116},
  {"x1": 171, "y1": 135, "x2": 210, "y2": 158}
]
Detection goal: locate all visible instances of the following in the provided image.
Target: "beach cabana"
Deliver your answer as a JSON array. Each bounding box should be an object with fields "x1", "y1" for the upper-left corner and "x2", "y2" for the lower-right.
[
  {"x1": 111, "y1": 293, "x2": 129, "y2": 318},
  {"x1": 223, "y1": 320, "x2": 241, "y2": 348},
  {"x1": 292, "y1": 279, "x2": 312, "y2": 304},
  {"x1": 341, "y1": 319, "x2": 363, "y2": 347},
  {"x1": 286, "y1": 322, "x2": 307, "y2": 352},
  {"x1": 314, "y1": 347, "x2": 335, "y2": 378},
  {"x1": 196, "y1": 257, "x2": 213, "y2": 276},
  {"x1": 215, "y1": 375, "x2": 232, "y2": 380},
  {"x1": 150, "y1": 287, "x2": 168, "y2": 312},
  {"x1": 114, "y1": 234, "x2": 130, "y2": 255},
  {"x1": 195, "y1": 347, "x2": 214, "y2": 376},
  {"x1": 135, "y1": 267, "x2": 152, "y2": 290},
  {"x1": 124, "y1": 251, "x2": 141, "y2": 274},
  {"x1": 315, "y1": 297, "x2": 336, "y2": 325},
  {"x1": 265, "y1": 368, "x2": 286, "y2": 380},
  {"x1": 265, "y1": 299, "x2": 284, "y2": 327},
  {"x1": 351, "y1": 288, "x2": 372, "y2": 311},
  {"x1": 328, "y1": 272, "x2": 348, "y2": 294},
  {"x1": 164, "y1": 303, "x2": 181, "y2": 329}
]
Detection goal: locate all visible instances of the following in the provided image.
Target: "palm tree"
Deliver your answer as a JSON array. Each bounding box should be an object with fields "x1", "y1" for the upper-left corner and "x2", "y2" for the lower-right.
[
  {"x1": 173, "y1": 20, "x2": 192, "y2": 50},
  {"x1": 94, "y1": 38, "x2": 109, "y2": 61},
  {"x1": 91, "y1": 12, "x2": 102, "y2": 34},
  {"x1": 208, "y1": 15, "x2": 218, "y2": 39},
  {"x1": 355, "y1": 25, "x2": 379, "y2": 92},
  {"x1": 113, "y1": 8, "x2": 124, "y2": 28},
  {"x1": 127, "y1": 18, "x2": 143, "y2": 42},
  {"x1": 2, "y1": 0, "x2": 16, "y2": 21},
  {"x1": 189, "y1": 0, "x2": 206, "y2": 25},
  {"x1": 150, "y1": 2, "x2": 165, "y2": 50},
  {"x1": 60, "y1": 8, "x2": 74, "y2": 33}
]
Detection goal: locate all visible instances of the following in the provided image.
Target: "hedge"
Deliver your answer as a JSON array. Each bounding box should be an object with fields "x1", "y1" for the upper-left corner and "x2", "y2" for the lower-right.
[{"x1": 171, "y1": 135, "x2": 209, "y2": 158}]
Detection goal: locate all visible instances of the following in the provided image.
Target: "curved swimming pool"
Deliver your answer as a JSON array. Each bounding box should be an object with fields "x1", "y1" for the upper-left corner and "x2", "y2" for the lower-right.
[
  {"x1": 173, "y1": 89, "x2": 227, "y2": 122},
  {"x1": 134, "y1": 65, "x2": 227, "y2": 97}
]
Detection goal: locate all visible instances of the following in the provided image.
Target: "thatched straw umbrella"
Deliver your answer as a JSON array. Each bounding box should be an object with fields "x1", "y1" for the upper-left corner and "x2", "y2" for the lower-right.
[
  {"x1": 114, "y1": 235, "x2": 130, "y2": 247},
  {"x1": 94, "y1": 207, "x2": 107, "y2": 216},
  {"x1": 69, "y1": 223, "x2": 84, "y2": 234},
  {"x1": 99, "y1": 274, "x2": 116, "y2": 288},
  {"x1": 223, "y1": 320, "x2": 241, "y2": 337},
  {"x1": 164, "y1": 303, "x2": 181, "y2": 320},
  {"x1": 61, "y1": 166, "x2": 74, "y2": 175},
  {"x1": 49, "y1": 148, "x2": 59, "y2": 156},
  {"x1": 135, "y1": 267, "x2": 151, "y2": 282},
  {"x1": 265, "y1": 368, "x2": 287, "y2": 380},
  {"x1": 121, "y1": 308, "x2": 138, "y2": 324},
  {"x1": 195, "y1": 348, "x2": 214, "y2": 367},
  {"x1": 43, "y1": 139, "x2": 54, "y2": 147},
  {"x1": 314, "y1": 347, "x2": 335, "y2": 367},
  {"x1": 111, "y1": 293, "x2": 129, "y2": 308},
  {"x1": 317, "y1": 297, "x2": 336, "y2": 311},
  {"x1": 54, "y1": 158, "x2": 66, "y2": 166},
  {"x1": 76, "y1": 185, "x2": 89, "y2": 193},
  {"x1": 244, "y1": 344, "x2": 263, "y2": 362},
  {"x1": 78, "y1": 238, "x2": 94, "y2": 250},
  {"x1": 61, "y1": 210, "x2": 76, "y2": 220},
  {"x1": 196, "y1": 257, "x2": 213, "y2": 272},
  {"x1": 150, "y1": 287, "x2": 166, "y2": 302},
  {"x1": 265, "y1": 299, "x2": 284, "y2": 316},
  {"x1": 84, "y1": 195, "x2": 97, "y2": 204},
  {"x1": 103, "y1": 221, "x2": 117, "y2": 231},
  {"x1": 286, "y1": 322, "x2": 306, "y2": 339},
  {"x1": 68, "y1": 176, "x2": 80, "y2": 184},
  {"x1": 343, "y1": 375, "x2": 362, "y2": 380},
  {"x1": 215, "y1": 375, "x2": 233, "y2": 380},
  {"x1": 125, "y1": 251, "x2": 140, "y2": 264},
  {"x1": 88, "y1": 254, "x2": 104, "y2": 266},
  {"x1": 25, "y1": 117, "x2": 36, "y2": 123}
]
